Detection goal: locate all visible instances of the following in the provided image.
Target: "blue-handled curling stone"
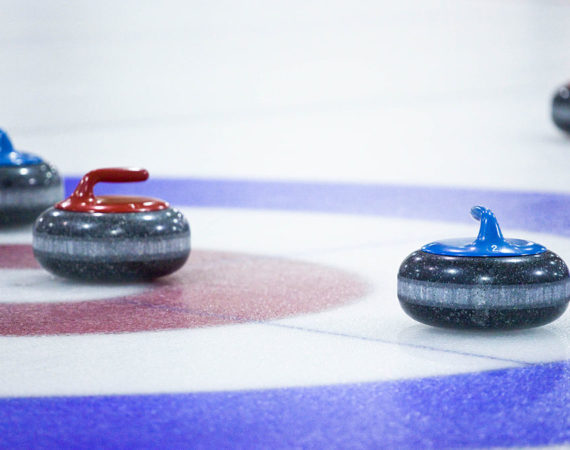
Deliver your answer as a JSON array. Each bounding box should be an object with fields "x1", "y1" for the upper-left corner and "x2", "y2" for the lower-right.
[
  {"x1": 397, "y1": 206, "x2": 570, "y2": 329},
  {"x1": 0, "y1": 129, "x2": 63, "y2": 225}
]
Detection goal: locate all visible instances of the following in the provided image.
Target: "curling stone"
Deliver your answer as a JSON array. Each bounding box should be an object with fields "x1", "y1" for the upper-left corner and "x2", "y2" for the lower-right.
[
  {"x1": 33, "y1": 167, "x2": 190, "y2": 281},
  {"x1": 0, "y1": 129, "x2": 62, "y2": 225},
  {"x1": 397, "y1": 206, "x2": 570, "y2": 329},
  {"x1": 552, "y1": 83, "x2": 570, "y2": 133}
]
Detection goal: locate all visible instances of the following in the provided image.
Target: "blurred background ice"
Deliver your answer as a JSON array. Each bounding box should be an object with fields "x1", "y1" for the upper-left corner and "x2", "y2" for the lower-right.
[{"x1": 1, "y1": 0, "x2": 569, "y2": 190}]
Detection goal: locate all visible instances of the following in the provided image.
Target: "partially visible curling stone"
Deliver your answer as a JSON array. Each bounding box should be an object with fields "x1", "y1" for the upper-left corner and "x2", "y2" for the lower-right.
[
  {"x1": 0, "y1": 129, "x2": 62, "y2": 225},
  {"x1": 552, "y1": 83, "x2": 570, "y2": 133},
  {"x1": 398, "y1": 206, "x2": 570, "y2": 330},
  {"x1": 33, "y1": 167, "x2": 190, "y2": 281}
]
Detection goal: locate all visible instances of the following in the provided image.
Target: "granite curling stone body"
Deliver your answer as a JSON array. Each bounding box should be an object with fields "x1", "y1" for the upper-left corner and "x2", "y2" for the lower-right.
[
  {"x1": 397, "y1": 206, "x2": 570, "y2": 329},
  {"x1": 552, "y1": 82, "x2": 570, "y2": 133},
  {"x1": 0, "y1": 129, "x2": 63, "y2": 225},
  {"x1": 33, "y1": 168, "x2": 190, "y2": 281}
]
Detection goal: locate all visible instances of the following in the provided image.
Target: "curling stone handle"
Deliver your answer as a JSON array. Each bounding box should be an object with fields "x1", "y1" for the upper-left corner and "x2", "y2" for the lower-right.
[
  {"x1": 470, "y1": 205, "x2": 505, "y2": 247},
  {"x1": 0, "y1": 129, "x2": 14, "y2": 155},
  {"x1": 71, "y1": 168, "x2": 149, "y2": 200},
  {"x1": 422, "y1": 206, "x2": 546, "y2": 256}
]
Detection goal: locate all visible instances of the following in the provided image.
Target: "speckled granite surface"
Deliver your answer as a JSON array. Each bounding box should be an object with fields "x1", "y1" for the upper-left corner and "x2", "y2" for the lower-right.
[
  {"x1": 398, "y1": 250, "x2": 570, "y2": 329},
  {"x1": 552, "y1": 84, "x2": 570, "y2": 133},
  {"x1": 33, "y1": 207, "x2": 190, "y2": 280},
  {"x1": 0, "y1": 163, "x2": 62, "y2": 225}
]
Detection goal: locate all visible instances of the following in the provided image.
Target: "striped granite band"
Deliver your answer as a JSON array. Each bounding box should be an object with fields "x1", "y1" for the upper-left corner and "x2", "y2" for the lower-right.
[
  {"x1": 33, "y1": 234, "x2": 190, "y2": 261},
  {"x1": 0, "y1": 185, "x2": 63, "y2": 208},
  {"x1": 398, "y1": 277, "x2": 570, "y2": 309}
]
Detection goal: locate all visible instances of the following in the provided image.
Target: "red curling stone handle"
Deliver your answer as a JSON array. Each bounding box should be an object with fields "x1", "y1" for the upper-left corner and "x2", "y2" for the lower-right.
[
  {"x1": 71, "y1": 168, "x2": 149, "y2": 200},
  {"x1": 56, "y1": 167, "x2": 168, "y2": 213}
]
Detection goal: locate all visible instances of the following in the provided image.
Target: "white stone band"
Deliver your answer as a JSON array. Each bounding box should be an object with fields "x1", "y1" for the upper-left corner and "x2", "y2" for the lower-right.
[
  {"x1": 33, "y1": 234, "x2": 190, "y2": 261},
  {"x1": 0, "y1": 185, "x2": 63, "y2": 208},
  {"x1": 398, "y1": 277, "x2": 570, "y2": 308}
]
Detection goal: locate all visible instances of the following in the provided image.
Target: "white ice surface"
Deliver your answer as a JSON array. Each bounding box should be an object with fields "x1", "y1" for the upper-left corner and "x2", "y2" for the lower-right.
[
  {"x1": 0, "y1": 0, "x2": 569, "y2": 398},
  {"x1": 0, "y1": 0, "x2": 569, "y2": 192},
  {"x1": 0, "y1": 270, "x2": 146, "y2": 303}
]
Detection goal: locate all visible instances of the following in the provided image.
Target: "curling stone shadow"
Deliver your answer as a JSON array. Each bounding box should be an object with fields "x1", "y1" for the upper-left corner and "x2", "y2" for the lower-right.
[
  {"x1": 45, "y1": 274, "x2": 163, "y2": 288},
  {"x1": 396, "y1": 324, "x2": 569, "y2": 365}
]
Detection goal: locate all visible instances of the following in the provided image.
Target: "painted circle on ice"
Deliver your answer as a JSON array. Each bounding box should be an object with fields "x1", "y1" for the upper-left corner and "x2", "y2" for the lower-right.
[
  {"x1": 1, "y1": 180, "x2": 570, "y2": 448},
  {"x1": 0, "y1": 244, "x2": 369, "y2": 336}
]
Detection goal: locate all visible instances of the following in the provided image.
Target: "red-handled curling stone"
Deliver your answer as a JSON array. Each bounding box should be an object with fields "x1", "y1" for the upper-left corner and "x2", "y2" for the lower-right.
[{"x1": 32, "y1": 168, "x2": 190, "y2": 281}]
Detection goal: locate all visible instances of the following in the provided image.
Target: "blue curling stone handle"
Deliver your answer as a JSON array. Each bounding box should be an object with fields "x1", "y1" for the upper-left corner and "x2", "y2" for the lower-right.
[
  {"x1": 422, "y1": 206, "x2": 546, "y2": 257},
  {"x1": 0, "y1": 129, "x2": 43, "y2": 167}
]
